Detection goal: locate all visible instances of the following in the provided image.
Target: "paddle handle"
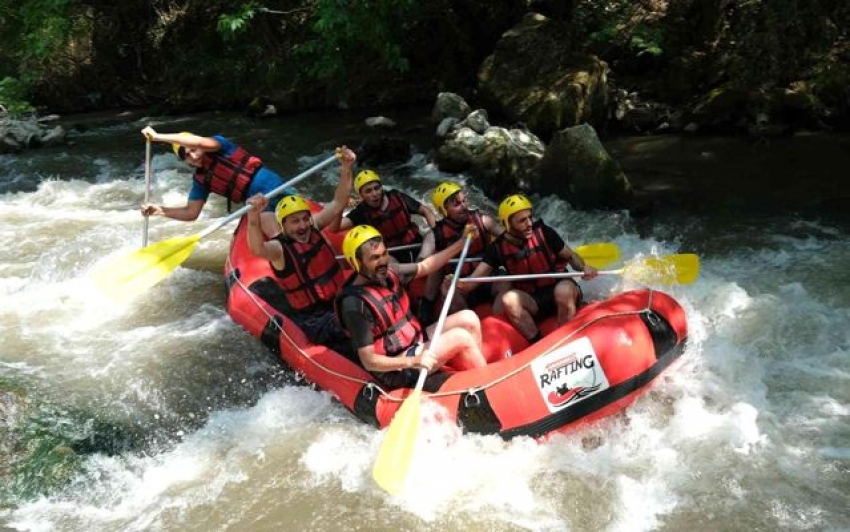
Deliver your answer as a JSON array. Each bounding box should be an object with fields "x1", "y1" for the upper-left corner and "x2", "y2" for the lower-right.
[
  {"x1": 460, "y1": 269, "x2": 621, "y2": 283},
  {"x1": 142, "y1": 139, "x2": 152, "y2": 247},
  {"x1": 414, "y1": 234, "x2": 474, "y2": 389},
  {"x1": 197, "y1": 154, "x2": 338, "y2": 239}
]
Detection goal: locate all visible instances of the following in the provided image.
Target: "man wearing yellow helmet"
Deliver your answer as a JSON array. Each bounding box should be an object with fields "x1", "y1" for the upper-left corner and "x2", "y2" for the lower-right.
[
  {"x1": 140, "y1": 126, "x2": 297, "y2": 238},
  {"x1": 327, "y1": 169, "x2": 436, "y2": 263},
  {"x1": 243, "y1": 146, "x2": 356, "y2": 357},
  {"x1": 460, "y1": 194, "x2": 598, "y2": 344},
  {"x1": 335, "y1": 223, "x2": 486, "y2": 391},
  {"x1": 416, "y1": 181, "x2": 505, "y2": 322}
]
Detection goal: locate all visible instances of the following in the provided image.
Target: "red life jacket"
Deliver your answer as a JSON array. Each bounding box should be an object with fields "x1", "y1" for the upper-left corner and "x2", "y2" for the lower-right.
[
  {"x1": 494, "y1": 221, "x2": 566, "y2": 293},
  {"x1": 337, "y1": 270, "x2": 422, "y2": 357},
  {"x1": 193, "y1": 146, "x2": 262, "y2": 203},
  {"x1": 433, "y1": 210, "x2": 488, "y2": 277},
  {"x1": 271, "y1": 229, "x2": 347, "y2": 314},
  {"x1": 360, "y1": 190, "x2": 420, "y2": 247}
]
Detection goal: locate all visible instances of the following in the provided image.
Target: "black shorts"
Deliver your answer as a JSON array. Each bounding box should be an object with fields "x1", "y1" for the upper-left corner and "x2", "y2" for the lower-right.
[
  {"x1": 529, "y1": 279, "x2": 582, "y2": 319},
  {"x1": 372, "y1": 344, "x2": 449, "y2": 392},
  {"x1": 465, "y1": 283, "x2": 494, "y2": 309},
  {"x1": 291, "y1": 310, "x2": 357, "y2": 361}
]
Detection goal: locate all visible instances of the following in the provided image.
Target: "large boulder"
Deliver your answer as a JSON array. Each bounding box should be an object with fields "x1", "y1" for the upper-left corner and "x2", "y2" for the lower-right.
[
  {"x1": 477, "y1": 12, "x2": 610, "y2": 140},
  {"x1": 0, "y1": 117, "x2": 67, "y2": 154},
  {"x1": 537, "y1": 124, "x2": 633, "y2": 209},
  {"x1": 435, "y1": 121, "x2": 546, "y2": 198},
  {"x1": 432, "y1": 92, "x2": 473, "y2": 124}
]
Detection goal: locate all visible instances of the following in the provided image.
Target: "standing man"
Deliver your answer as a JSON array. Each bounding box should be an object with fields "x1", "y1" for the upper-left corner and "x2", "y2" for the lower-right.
[
  {"x1": 417, "y1": 181, "x2": 505, "y2": 322},
  {"x1": 141, "y1": 127, "x2": 297, "y2": 238},
  {"x1": 244, "y1": 146, "x2": 357, "y2": 358},
  {"x1": 335, "y1": 224, "x2": 487, "y2": 391},
  {"x1": 460, "y1": 194, "x2": 598, "y2": 344},
  {"x1": 327, "y1": 169, "x2": 436, "y2": 262}
]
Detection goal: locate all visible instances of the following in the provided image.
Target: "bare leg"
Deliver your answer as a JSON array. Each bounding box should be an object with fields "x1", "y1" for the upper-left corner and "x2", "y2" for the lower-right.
[
  {"x1": 435, "y1": 287, "x2": 471, "y2": 317},
  {"x1": 426, "y1": 328, "x2": 486, "y2": 370},
  {"x1": 493, "y1": 289, "x2": 539, "y2": 341},
  {"x1": 427, "y1": 309, "x2": 482, "y2": 348},
  {"x1": 554, "y1": 280, "x2": 581, "y2": 324}
]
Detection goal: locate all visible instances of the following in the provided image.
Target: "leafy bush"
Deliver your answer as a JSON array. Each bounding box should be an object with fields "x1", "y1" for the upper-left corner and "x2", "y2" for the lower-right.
[
  {"x1": 0, "y1": 77, "x2": 35, "y2": 115},
  {"x1": 217, "y1": 2, "x2": 260, "y2": 41},
  {"x1": 294, "y1": 0, "x2": 418, "y2": 82}
]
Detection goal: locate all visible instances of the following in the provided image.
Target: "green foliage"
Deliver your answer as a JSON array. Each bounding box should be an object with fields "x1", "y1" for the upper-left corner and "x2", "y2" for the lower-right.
[
  {"x1": 217, "y1": 2, "x2": 260, "y2": 41},
  {"x1": 2, "y1": 0, "x2": 79, "y2": 68},
  {"x1": 0, "y1": 77, "x2": 35, "y2": 115},
  {"x1": 580, "y1": 0, "x2": 665, "y2": 57},
  {"x1": 723, "y1": 0, "x2": 843, "y2": 87},
  {"x1": 629, "y1": 25, "x2": 664, "y2": 57},
  {"x1": 295, "y1": 0, "x2": 418, "y2": 83},
  {"x1": 0, "y1": 0, "x2": 92, "y2": 109}
]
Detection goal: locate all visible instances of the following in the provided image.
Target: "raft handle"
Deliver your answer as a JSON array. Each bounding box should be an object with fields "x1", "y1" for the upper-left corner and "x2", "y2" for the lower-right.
[
  {"x1": 463, "y1": 390, "x2": 482, "y2": 408},
  {"x1": 362, "y1": 383, "x2": 376, "y2": 401},
  {"x1": 645, "y1": 309, "x2": 661, "y2": 328}
]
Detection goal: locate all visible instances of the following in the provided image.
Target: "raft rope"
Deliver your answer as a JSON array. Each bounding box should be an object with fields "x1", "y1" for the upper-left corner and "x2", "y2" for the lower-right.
[
  {"x1": 228, "y1": 255, "x2": 658, "y2": 405},
  {"x1": 225, "y1": 256, "x2": 384, "y2": 392}
]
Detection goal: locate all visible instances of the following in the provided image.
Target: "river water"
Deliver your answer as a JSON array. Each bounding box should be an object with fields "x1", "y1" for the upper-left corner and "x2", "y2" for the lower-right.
[{"x1": 1, "y1": 110, "x2": 848, "y2": 531}]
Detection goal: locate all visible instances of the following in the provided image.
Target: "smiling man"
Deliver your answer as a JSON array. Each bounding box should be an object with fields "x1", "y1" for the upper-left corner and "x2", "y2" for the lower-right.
[
  {"x1": 335, "y1": 224, "x2": 486, "y2": 391},
  {"x1": 416, "y1": 181, "x2": 505, "y2": 322},
  {"x1": 327, "y1": 169, "x2": 436, "y2": 262},
  {"x1": 140, "y1": 127, "x2": 297, "y2": 237},
  {"x1": 460, "y1": 194, "x2": 598, "y2": 344},
  {"x1": 243, "y1": 146, "x2": 356, "y2": 357}
]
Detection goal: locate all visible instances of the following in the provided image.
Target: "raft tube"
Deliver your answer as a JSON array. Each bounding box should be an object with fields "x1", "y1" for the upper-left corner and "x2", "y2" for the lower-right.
[{"x1": 224, "y1": 216, "x2": 688, "y2": 439}]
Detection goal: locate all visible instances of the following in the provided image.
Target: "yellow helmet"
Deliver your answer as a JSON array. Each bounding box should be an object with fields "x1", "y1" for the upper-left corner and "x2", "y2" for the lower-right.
[
  {"x1": 275, "y1": 195, "x2": 311, "y2": 226},
  {"x1": 498, "y1": 194, "x2": 533, "y2": 229},
  {"x1": 171, "y1": 131, "x2": 193, "y2": 159},
  {"x1": 342, "y1": 225, "x2": 383, "y2": 272},
  {"x1": 431, "y1": 181, "x2": 463, "y2": 216},
  {"x1": 354, "y1": 169, "x2": 381, "y2": 193}
]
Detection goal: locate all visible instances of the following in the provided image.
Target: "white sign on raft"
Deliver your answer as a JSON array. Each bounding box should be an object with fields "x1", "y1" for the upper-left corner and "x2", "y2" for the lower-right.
[{"x1": 531, "y1": 337, "x2": 610, "y2": 413}]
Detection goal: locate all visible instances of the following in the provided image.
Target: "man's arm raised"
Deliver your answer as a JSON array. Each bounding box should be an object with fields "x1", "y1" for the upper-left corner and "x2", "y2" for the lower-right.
[
  {"x1": 245, "y1": 194, "x2": 285, "y2": 269},
  {"x1": 314, "y1": 146, "x2": 356, "y2": 231}
]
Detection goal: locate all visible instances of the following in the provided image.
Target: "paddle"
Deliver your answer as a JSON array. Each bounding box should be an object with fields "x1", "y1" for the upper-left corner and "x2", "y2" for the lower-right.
[
  {"x1": 571, "y1": 242, "x2": 619, "y2": 269},
  {"x1": 141, "y1": 138, "x2": 152, "y2": 247},
  {"x1": 338, "y1": 242, "x2": 619, "y2": 267},
  {"x1": 93, "y1": 155, "x2": 339, "y2": 302},
  {"x1": 459, "y1": 253, "x2": 700, "y2": 286},
  {"x1": 372, "y1": 233, "x2": 475, "y2": 495},
  {"x1": 448, "y1": 241, "x2": 620, "y2": 269}
]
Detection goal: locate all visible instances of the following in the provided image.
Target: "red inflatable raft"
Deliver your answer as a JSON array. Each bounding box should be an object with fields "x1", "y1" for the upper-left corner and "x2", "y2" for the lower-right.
[{"x1": 224, "y1": 217, "x2": 688, "y2": 439}]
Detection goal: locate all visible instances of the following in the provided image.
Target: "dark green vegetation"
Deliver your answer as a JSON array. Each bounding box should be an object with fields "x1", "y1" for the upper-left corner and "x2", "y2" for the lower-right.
[{"x1": 1, "y1": 1, "x2": 848, "y2": 123}]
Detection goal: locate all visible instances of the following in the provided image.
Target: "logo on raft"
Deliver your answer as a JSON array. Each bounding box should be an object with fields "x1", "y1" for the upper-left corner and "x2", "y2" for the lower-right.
[{"x1": 531, "y1": 337, "x2": 610, "y2": 413}]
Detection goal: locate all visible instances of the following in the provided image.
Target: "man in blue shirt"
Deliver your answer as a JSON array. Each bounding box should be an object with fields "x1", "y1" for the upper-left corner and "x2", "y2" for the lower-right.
[{"x1": 141, "y1": 126, "x2": 296, "y2": 237}]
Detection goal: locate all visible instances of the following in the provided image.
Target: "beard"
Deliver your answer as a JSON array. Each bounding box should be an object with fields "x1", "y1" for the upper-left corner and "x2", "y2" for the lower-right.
[{"x1": 363, "y1": 263, "x2": 389, "y2": 286}]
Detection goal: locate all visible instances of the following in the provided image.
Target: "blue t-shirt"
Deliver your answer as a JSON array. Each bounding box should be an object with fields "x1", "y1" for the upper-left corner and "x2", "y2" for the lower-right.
[{"x1": 187, "y1": 135, "x2": 296, "y2": 210}]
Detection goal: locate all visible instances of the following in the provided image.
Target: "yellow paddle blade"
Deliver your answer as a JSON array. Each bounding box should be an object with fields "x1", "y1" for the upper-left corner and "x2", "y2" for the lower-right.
[
  {"x1": 372, "y1": 388, "x2": 423, "y2": 495},
  {"x1": 92, "y1": 234, "x2": 201, "y2": 302},
  {"x1": 621, "y1": 253, "x2": 700, "y2": 285},
  {"x1": 575, "y1": 242, "x2": 619, "y2": 268}
]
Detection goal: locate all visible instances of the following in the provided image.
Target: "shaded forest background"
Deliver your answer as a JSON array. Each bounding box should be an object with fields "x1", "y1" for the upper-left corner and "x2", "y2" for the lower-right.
[{"x1": 1, "y1": 0, "x2": 849, "y2": 131}]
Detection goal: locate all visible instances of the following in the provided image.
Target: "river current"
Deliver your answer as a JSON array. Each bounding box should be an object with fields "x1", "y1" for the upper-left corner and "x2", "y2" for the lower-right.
[{"x1": 0, "y1": 110, "x2": 848, "y2": 531}]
